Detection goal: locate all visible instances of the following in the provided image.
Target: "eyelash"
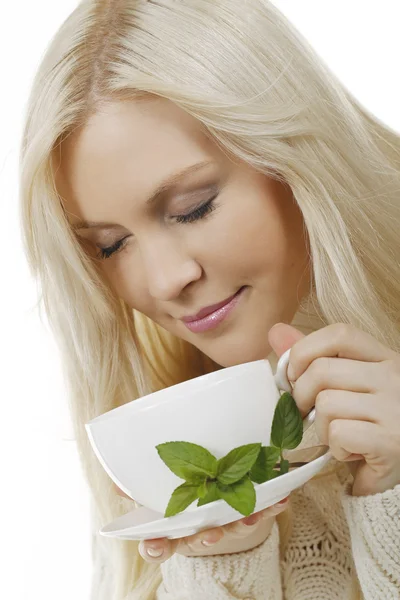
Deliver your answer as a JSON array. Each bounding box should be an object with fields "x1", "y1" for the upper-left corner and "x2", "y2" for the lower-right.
[{"x1": 96, "y1": 195, "x2": 219, "y2": 260}]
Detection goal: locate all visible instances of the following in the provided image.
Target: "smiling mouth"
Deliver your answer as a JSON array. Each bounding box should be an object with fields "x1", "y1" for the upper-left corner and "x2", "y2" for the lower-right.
[
  {"x1": 181, "y1": 286, "x2": 247, "y2": 333},
  {"x1": 181, "y1": 288, "x2": 244, "y2": 323}
]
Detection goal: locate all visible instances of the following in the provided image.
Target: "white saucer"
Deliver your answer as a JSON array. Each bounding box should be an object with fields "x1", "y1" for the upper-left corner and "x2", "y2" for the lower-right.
[{"x1": 100, "y1": 448, "x2": 332, "y2": 540}]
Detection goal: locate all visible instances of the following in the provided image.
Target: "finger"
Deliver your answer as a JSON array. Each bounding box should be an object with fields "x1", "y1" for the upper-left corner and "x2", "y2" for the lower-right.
[
  {"x1": 224, "y1": 512, "x2": 264, "y2": 538},
  {"x1": 314, "y1": 389, "x2": 388, "y2": 445},
  {"x1": 290, "y1": 357, "x2": 384, "y2": 419},
  {"x1": 285, "y1": 322, "x2": 396, "y2": 384},
  {"x1": 224, "y1": 498, "x2": 290, "y2": 538},
  {"x1": 139, "y1": 538, "x2": 171, "y2": 563},
  {"x1": 268, "y1": 323, "x2": 306, "y2": 358},
  {"x1": 178, "y1": 526, "x2": 225, "y2": 553},
  {"x1": 328, "y1": 419, "x2": 394, "y2": 462},
  {"x1": 138, "y1": 499, "x2": 290, "y2": 561}
]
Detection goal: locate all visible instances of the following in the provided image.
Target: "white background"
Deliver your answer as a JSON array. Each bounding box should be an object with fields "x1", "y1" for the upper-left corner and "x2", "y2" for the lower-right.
[{"x1": 1, "y1": 2, "x2": 399, "y2": 599}]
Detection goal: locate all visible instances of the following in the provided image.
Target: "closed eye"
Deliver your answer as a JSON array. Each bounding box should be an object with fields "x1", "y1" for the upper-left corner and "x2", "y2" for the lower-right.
[
  {"x1": 174, "y1": 195, "x2": 218, "y2": 224},
  {"x1": 96, "y1": 194, "x2": 219, "y2": 260}
]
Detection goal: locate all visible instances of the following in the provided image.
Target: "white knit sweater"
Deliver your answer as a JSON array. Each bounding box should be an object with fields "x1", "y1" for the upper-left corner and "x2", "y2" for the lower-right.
[
  {"x1": 155, "y1": 310, "x2": 400, "y2": 599},
  {"x1": 90, "y1": 309, "x2": 400, "y2": 599},
  {"x1": 156, "y1": 433, "x2": 400, "y2": 599}
]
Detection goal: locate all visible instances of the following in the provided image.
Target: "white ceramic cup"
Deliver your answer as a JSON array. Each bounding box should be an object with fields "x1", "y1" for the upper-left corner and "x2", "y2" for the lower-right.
[{"x1": 85, "y1": 348, "x2": 315, "y2": 515}]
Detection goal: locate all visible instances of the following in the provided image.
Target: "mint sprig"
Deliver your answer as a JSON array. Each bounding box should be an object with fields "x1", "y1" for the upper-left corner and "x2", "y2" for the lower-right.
[
  {"x1": 154, "y1": 441, "x2": 218, "y2": 483},
  {"x1": 156, "y1": 392, "x2": 303, "y2": 518}
]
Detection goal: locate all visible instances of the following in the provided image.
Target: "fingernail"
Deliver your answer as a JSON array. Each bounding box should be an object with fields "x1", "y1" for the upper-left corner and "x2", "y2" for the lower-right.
[
  {"x1": 277, "y1": 497, "x2": 289, "y2": 506},
  {"x1": 201, "y1": 537, "x2": 217, "y2": 546},
  {"x1": 146, "y1": 546, "x2": 164, "y2": 558},
  {"x1": 243, "y1": 514, "x2": 261, "y2": 526}
]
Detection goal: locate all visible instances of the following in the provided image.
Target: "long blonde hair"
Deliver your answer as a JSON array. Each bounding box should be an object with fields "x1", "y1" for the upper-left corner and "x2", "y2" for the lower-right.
[{"x1": 19, "y1": 1, "x2": 400, "y2": 598}]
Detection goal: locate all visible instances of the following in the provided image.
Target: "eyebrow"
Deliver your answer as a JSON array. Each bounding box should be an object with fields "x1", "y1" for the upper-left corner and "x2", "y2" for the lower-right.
[{"x1": 71, "y1": 160, "x2": 215, "y2": 231}]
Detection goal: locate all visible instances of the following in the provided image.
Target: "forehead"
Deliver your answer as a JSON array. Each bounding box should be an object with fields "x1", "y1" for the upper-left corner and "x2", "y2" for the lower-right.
[{"x1": 54, "y1": 98, "x2": 220, "y2": 224}]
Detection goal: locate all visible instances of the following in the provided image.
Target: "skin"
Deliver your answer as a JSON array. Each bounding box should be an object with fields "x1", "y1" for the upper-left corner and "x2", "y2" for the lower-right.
[
  {"x1": 56, "y1": 96, "x2": 313, "y2": 561},
  {"x1": 56, "y1": 96, "x2": 312, "y2": 368}
]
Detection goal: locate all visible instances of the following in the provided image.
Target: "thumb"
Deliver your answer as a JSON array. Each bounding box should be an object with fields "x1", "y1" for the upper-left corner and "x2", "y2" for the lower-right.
[{"x1": 267, "y1": 322, "x2": 306, "y2": 359}]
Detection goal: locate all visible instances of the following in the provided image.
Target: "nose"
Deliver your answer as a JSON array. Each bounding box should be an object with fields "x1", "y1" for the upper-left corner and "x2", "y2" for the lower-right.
[{"x1": 140, "y1": 235, "x2": 202, "y2": 301}]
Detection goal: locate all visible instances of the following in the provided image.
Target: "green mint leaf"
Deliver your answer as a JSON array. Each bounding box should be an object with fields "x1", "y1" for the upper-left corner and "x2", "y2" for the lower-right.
[
  {"x1": 156, "y1": 441, "x2": 218, "y2": 483},
  {"x1": 271, "y1": 392, "x2": 303, "y2": 450},
  {"x1": 216, "y1": 475, "x2": 256, "y2": 517},
  {"x1": 197, "y1": 481, "x2": 220, "y2": 506},
  {"x1": 216, "y1": 443, "x2": 262, "y2": 485},
  {"x1": 280, "y1": 458, "x2": 290, "y2": 475},
  {"x1": 197, "y1": 479, "x2": 210, "y2": 499},
  {"x1": 249, "y1": 446, "x2": 281, "y2": 484},
  {"x1": 164, "y1": 482, "x2": 200, "y2": 518}
]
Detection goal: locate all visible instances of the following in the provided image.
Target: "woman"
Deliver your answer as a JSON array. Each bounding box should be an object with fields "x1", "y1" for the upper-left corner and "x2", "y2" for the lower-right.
[{"x1": 19, "y1": 1, "x2": 400, "y2": 599}]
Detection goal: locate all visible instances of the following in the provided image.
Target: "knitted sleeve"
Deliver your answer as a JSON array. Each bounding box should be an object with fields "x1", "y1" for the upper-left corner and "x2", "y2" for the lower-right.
[
  {"x1": 156, "y1": 519, "x2": 283, "y2": 600},
  {"x1": 340, "y1": 481, "x2": 400, "y2": 599}
]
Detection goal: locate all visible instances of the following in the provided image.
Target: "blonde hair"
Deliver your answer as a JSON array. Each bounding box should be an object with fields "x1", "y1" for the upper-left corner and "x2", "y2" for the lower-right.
[{"x1": 19, "y1": 1, "x2": 400, "y2": 598}]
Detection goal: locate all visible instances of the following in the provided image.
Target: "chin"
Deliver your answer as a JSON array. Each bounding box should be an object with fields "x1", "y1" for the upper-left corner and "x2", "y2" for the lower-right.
[{"x1": 206, "y1": 339, "x2": 273, "y2": 368}]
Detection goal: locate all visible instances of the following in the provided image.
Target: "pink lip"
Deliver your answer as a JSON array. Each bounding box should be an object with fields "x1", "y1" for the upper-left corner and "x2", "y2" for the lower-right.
[
  {"x1": 182, "y1": 287, "x2": 246, "y2": 333},
  {"x1": 182, "y1": 290, "x2": 241, "y2": 322}
]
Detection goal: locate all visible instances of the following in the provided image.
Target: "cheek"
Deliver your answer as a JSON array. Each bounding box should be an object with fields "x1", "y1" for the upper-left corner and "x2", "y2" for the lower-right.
[
  {"x1": 97, "y1": 255, "x2": 155, "y2": 314},
  {"x1": 205, "y1": 198, "x2": 287, "y2": 275}
]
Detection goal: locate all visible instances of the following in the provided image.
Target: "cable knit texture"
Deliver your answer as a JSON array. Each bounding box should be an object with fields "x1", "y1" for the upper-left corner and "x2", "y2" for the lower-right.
[
  {"x1": 155, "y1": 309, "x2": 400, "y2": 599},
  {"x1": 156, "y1": 441, "x2": 400, "y2": 600},
  {"x1": 341, "y1": 480, "x2": 400, "y2": 599},
  {"x1": 157, "y1": 522, "x2": 282, "y2": 599},
  {"x1": 89, "y1": 308, "x2": 400, "y2": 599}
]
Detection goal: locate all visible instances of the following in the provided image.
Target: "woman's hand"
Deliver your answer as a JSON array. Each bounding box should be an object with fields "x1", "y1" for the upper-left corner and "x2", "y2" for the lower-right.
[
  {"x1": 268, "y1": 322, "x2": 400, "y2": 497},
  {"x1": 114, "y1": 485, "x2": 289, "y2": 563}
]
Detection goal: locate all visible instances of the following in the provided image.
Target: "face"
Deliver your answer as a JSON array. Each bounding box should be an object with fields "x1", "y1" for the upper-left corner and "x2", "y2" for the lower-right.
[{"x1": 56, "y1": 97, "x2": 311, "y2": 367}]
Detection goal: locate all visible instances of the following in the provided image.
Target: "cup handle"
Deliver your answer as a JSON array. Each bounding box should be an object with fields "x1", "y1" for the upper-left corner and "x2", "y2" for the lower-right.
[{"x1": 273, "y1": 348, "x2": 315, "y2": 433}]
